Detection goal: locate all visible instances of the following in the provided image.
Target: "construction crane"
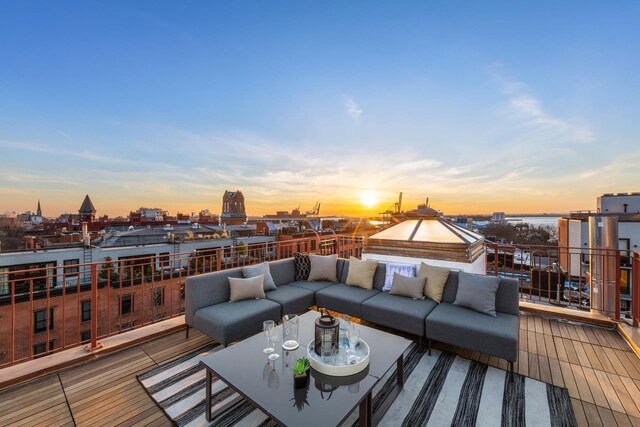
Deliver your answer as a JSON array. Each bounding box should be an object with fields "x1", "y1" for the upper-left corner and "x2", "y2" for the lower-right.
[
  {"x1": 306, "y1": 202, "x2": 321, "y2": 216},
  {"x1": 379, "y1": 192, "x2": 403, "y2": 224}
]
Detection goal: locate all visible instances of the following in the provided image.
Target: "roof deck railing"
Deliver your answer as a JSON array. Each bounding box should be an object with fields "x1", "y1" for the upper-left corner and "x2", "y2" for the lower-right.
[
  {"x1": 0, "y1": 235, "x2": 364, "y2": 368},
  {"x1": 486, "y1": 242, "x2": 639, "y2": 326},
  {"x1": 1, "y1": 236, "x2": 637, "y2": 370}
]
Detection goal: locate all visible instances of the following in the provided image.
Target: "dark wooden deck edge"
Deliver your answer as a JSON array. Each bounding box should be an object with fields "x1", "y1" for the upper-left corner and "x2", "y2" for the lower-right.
[{"x1": 0, "y1": 323, "x2": 186, "y2": 391}]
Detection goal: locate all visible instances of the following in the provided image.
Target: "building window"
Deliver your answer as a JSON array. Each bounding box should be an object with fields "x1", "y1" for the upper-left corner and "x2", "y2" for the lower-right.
[
  {"x1": 619, "y1": 239, "x2": 631, "y2": 266},
  {"x1": 154, "y1": 288, "x2": 165, "y2": 307},
  {"x1": 33, "y1": 341, "x2": 54, "y2": 356},
  {"x1": 81, "y1": 300, "x2": 91, "y2": 322},
  {"x1": 34, "y1": 308, "x2": 53, "y2": 334},
  {"x1": 81, "y1": 331, "x2": 91, "y2": 343},
  {"x1": 620, "y1": 268, "x2": 630, "y2": 295},
  {"x1": 121, "y1": 294, "x2": 133, "y2": 315},
  {"x1": 63, "y1": 259, "x2": 80, "y2": 274}
]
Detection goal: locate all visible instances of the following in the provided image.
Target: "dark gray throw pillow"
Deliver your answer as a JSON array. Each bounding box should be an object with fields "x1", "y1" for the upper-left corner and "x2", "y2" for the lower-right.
[
  {"x1": 389, "y1": 273, "x2": 427, "y2": 299},
  {"x1": 453, "y1": 271, "x2": 500, "y2": 316},
  {"x1": 294, "y1": 252, "x2": 311, "y2": 281},
  {"x1": 242, "y1": 262, "x2": 277, "y2": 291}
]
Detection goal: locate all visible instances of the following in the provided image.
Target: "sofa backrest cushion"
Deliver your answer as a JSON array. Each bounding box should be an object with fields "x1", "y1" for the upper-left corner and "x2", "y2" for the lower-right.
[
  {"x1": 269, "y1": 258, "x2": 296, "y2": 286},
  {"x1": 495, "y1": 277, "x2": 520, "y2": 317}
]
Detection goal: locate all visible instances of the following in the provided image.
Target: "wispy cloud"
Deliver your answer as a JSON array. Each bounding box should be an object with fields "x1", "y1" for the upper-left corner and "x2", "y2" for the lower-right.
[
  {"x1": 344, "y1": 98, "x2": 362, "y2": 121},
  {"x1": 489, "y1": 65, "x2": 594, "y2": 144}
]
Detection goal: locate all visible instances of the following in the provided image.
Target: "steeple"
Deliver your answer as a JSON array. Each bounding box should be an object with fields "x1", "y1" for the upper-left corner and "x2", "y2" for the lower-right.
[
  {"x1": 36, "y1": 200, "x2": 42, "y2": 217},
  {"x1": 79, "y1": 194, "x2": 96, "y2": 214},
  {"x1": 79, "y1": 194, "x2": 97, "y2": 222}
]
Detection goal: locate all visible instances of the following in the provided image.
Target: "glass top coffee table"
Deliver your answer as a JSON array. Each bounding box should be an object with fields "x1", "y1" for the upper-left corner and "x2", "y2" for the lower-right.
[{"x1": 199, "y1": 310, "x2": 412, "y2": 427}]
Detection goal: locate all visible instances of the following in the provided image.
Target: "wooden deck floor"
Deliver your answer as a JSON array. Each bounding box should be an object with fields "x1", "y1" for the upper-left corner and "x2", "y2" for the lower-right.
[{"x1": 0, "y1": 312, "x2": 639, "y2": 427}]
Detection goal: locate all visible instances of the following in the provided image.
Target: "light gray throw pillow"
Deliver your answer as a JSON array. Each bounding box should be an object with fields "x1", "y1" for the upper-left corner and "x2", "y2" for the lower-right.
[
  {"x1": 308, "y1": 254, "x2": 338, "y2": 282},
  {"x1": 242, "y1": 262, "x2": 276, "y2": 291},
  {"x1": 389, "y1": 273, "x2": 426, "y2": 299},
  {"x1": 453, "y1": 271, "x2": 500, "y2": 316},
  {"x1": 229, "y1": 275, "x2": 266, "y2": 302}
]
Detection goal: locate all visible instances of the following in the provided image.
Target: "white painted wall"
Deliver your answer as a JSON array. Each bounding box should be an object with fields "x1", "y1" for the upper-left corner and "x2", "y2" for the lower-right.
[{"x1": 362, "y1": 252, "x2": 486, "y2": 274}]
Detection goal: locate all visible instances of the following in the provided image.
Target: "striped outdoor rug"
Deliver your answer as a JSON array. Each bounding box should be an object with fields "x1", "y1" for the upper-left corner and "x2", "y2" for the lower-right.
[{"x1": 137, "y1": 344, "x2": 576, "y2": 426}]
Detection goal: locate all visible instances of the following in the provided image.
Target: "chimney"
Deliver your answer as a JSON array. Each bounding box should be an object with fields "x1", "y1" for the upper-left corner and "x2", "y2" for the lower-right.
[{"x1": 82, "y1": 222, "x2": 90, "y2": 247}]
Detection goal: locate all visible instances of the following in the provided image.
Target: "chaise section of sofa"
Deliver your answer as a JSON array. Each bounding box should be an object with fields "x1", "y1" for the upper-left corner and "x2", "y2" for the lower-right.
[
  {"x1": 185, "y1": 268, "x2": 281, "y2": 346},
  {"x1": 424, "y1": 271, "x2": 520, "y2": 364}
]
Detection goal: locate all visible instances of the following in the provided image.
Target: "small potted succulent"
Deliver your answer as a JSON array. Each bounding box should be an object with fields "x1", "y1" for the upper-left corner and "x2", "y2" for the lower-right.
[{"x1": 292, "y1": 357, "x2": 310, "y2": 388}]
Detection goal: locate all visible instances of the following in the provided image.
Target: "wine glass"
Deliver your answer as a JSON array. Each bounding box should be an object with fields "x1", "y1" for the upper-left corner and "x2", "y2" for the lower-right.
[
  {"x1": 263, "y1": 320, "x2": 275, "y2": 354},
  {"x1": 267, "y1": 324, "x2": 280, "y2": 361}
]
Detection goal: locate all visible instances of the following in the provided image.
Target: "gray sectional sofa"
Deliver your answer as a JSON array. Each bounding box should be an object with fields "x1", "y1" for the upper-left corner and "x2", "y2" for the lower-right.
[{"x1": 185, "y1": 257, "x2": 520, "y2": 369}]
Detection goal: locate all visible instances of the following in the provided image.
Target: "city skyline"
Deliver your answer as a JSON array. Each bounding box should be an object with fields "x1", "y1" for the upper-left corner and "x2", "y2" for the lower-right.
[{"x1": 1, "y1": 2, "x2": 639, "y2": 216}]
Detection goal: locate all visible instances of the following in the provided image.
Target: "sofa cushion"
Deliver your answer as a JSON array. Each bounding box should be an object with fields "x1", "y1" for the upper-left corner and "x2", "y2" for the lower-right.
[
  {"x1": 425, "y1": 303, "x2": 519, "y2": 362},
  {"x1": 268, "y1": 258, "x2": 296, "y2": 286},
  {"x1": 453, "y1": 271, "x2": 500, "y2": 316},
  {"x1": 192, "y1": 299, "x2": 281, "y2": 346},
  {"x1": 288, "y1": 280, "x2": 337, "y2": 293},
  {"x1": 315, "y1": 283, "x2": 379, "y2": 318},
  {"x1": 383, "y1": 263, "x2": 417, "y2": 291},
  {"x1": 265, "y1": 284, "x2": 315, "y2": 316},
  {"x1": 345, "y1": 257, "x2": 378, "y2": 290},
  {"x1": 362, "y1": 292, "x2": 437, "y2": 337},
  {"x1": 389, "y1": 273, "x2": 426, "y2": 299},
  {"x1": 293, "y1": 253, "x2": 311, "y2": 281},
  {"x1": 308, "y1": 254, "x2": 338, "y2": 282},
  {"x1": 229, "y1": 275, "x2": 266, "y2": 302},
  {"x1": 242, "y1": 262, "x2": 276, "y2": 291},
  {"x1": 417, "y1": 262, "x2": 450, "y2": 303}
]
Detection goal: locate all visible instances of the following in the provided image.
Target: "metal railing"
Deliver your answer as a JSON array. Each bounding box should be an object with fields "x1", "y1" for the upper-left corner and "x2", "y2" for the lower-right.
[
  {"x1": 486, "y1": 243, "x2": 638, "y2": 323},
  {"x1": 0, "y1": 235, "x2": 364, "y2": 367}
]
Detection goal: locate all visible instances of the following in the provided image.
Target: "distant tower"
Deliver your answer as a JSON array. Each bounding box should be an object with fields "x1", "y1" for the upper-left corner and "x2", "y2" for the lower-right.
[
  {"x1": 36, "y1": 200, "x2": 42, "y2": 217},
  {"x1": 79, "y1": 194, "x2": 97, "y2": 223},
  {"x1": 220, "y1": 190, "x2": 247, "y2": 225}
]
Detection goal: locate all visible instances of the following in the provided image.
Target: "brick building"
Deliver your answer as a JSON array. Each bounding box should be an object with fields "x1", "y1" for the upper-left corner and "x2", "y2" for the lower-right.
[{"x1": 220, "y1": 190, "x2": 247, "y2": 225}]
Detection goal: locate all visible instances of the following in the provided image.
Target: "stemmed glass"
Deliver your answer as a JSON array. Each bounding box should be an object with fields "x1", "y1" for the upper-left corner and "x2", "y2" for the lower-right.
[
  {"x1": 267, "y1": 325, "x2": 280, "y2": 361},
  {"x1": 263, "y1": 320, "x2": 275, "y2": 354}
]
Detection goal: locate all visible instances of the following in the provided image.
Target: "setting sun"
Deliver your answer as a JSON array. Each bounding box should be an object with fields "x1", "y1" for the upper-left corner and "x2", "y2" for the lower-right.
[{"x1": 360, "y1": 190, "x2": 379, "y2": 208}]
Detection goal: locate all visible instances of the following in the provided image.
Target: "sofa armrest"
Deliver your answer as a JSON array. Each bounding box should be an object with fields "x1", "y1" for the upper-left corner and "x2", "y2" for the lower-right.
[
  {"x1": 496, "y1": 277, "x2": 520, "y2": 317},
  {"x1": 185, "y1": 269, "x2": 243, "y2": 326}
]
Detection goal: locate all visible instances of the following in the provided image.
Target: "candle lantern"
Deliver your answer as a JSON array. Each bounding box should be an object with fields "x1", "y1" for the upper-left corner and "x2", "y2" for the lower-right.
[{"x1": 314, "y1": 309, "x2": 339, "y2": 357}]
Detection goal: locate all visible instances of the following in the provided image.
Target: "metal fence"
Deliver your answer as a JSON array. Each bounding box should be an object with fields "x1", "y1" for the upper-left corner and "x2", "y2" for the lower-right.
[
  {"x1": 0, "y1": 235, "x2": 364, "y2": 367},
  {"x1": 486, "y1": 243, "x2": 638, "y2": 325}
]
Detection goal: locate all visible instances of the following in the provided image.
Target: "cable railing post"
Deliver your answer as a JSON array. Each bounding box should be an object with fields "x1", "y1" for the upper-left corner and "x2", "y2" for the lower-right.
[
  {"x1": 86, "y1": 263, "x2": 102, "y2": 351},
  {"x1": 614, "y1": 250, "x2": 621, "y2": 321}
]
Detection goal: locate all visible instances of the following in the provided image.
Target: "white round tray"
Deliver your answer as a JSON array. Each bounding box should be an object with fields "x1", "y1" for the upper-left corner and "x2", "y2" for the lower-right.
[{"x1": 306, "y1": 339, "x2": 370, "y2": 377}]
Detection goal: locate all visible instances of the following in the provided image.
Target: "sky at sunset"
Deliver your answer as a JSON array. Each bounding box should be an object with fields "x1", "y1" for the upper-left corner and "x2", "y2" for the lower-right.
[{"x1": 1, "y1": 1, "x2": 639, "y2": 218}]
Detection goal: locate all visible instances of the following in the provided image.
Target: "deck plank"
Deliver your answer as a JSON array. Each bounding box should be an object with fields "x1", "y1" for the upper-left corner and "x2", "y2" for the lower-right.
[{"x1": 0, "y1": 311, "x2": 639, "y2": 426}]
